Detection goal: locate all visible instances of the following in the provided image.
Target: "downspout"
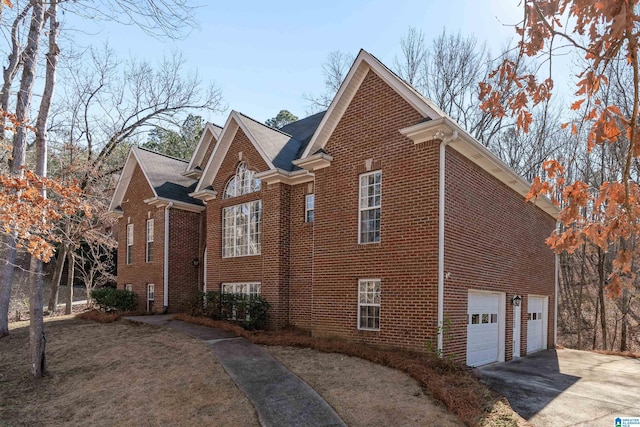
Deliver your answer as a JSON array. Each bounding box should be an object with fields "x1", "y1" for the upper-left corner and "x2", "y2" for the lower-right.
[
  {"x1": 437, "y1": 130, "x2": 458, "y2": 354},
  {"x1": 164, "y1": 202, "x2": 173, "y2": 312},
  {"x1": 554, "y1": 236, "x2": 559, "y2": 346}
]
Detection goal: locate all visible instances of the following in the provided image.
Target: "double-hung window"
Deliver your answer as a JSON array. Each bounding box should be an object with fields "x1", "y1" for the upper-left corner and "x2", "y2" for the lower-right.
[
  {"x1": 222, "y1": 200, "x2": 262, "y2": 257},
  {"x1": 358, "y1": 279, "x2": 381, "y2": 330},
  {"x1": 359, "y1": 171, "x2": 381, "y2": 243},
  {"x1": 146, "y1": 219, "x2": 154, "y2": 262},
  {"x1": 126, "y1": 223, "x2": 134, "y2": 264},
  {"x1": 305, "y1": 194, "x2": 314, "y2": 222}
]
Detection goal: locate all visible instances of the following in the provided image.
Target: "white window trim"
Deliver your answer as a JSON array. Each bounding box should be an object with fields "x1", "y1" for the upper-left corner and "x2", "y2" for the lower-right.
[
  {"x1": 146, "y1": 219, "x2": 154, "y2": 263},
  {"x1": 357, "y1": 278, "x2": 381, "y2": 331},
  {"x1": 305, "y1": 193, "x2": 314, "y2": 222},
  {"x1": 221, "y1": 282, "x2": 261, "y2": 296},
  {"x1": 223, "y1": 162, "x2": 261, "y2": 199},
  {"x1": 222, "y1": 200, "x2": 262, "y2": 258},
  {"x1": 126, "y1": 223, "x2": 134, "y2": 265},
  {"x1": 358, "y1": 170, "x2": 382, "y2": 244}
]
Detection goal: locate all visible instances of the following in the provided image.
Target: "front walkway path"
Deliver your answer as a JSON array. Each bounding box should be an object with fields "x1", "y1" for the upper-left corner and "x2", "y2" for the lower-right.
[{"x1": 124, "y1": 315, "x2": 346, "y2": 427}]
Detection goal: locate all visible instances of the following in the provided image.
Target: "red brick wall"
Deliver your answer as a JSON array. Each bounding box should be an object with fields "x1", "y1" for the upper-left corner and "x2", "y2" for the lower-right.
[
  {"x1": 168, "y1": 209, "x2": 201, "y2": 312},
  {"x1": 117, "y1": 164, "x2": 165, "y2": 312},
  {"x1": 205, "y1": 128, "x2": 270, "y2": 308},
  {"x1": 311, "y1": 69, "x2": 441, "y2": 351},
  {"x1": 288, "y1": 183, "x2": 314, "y2": 329},
  {"x1": 443, "y1": 146, "x2": 556, "y2": 362}
]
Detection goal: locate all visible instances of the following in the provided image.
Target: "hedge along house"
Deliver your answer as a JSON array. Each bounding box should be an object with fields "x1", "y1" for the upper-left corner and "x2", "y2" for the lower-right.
[{"x1": 110, "y1": 50, "x2": 558, "y2": 366}]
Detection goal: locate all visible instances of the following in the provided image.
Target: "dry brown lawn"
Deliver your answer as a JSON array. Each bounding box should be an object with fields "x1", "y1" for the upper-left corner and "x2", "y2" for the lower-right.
[
  {"x1": 265, "y1": 346, "x2": 462, "y2": 426},
  {"x1": 0, "y1": 316, "x2": 259, "y2": 427}
]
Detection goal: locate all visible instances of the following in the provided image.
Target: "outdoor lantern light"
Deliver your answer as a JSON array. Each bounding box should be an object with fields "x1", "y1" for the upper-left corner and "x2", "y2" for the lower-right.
[
  {"x1": 192, "y1": 258, "x2": 200, "y2": 267},
  {"x1": 511, "y1": 295, "x2": 522, "y2": 306}
]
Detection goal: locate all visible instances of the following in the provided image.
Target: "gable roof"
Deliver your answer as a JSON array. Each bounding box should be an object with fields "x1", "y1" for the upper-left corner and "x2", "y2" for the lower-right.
[
  {"x1": 194, "y1": 110, "x2": 325, "y2": 192},
  {"x1": 184, "y1": 122, "x2": 223, "y2": 177},
  {"x1": 109, "y1": 147, "x2": 203, "y2": 213},
  {"x1": 295, "y1": 49, "x2": 558, "y2": 217},
  {"x1": 301, "y1": 49, "x2": 445, "y2": 158}
]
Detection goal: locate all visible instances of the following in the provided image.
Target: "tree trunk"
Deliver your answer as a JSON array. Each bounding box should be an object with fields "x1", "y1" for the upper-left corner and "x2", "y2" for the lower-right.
[
  {"x1": 65, "y1": 251, "x2": 74, "y2": 315},
  {"x1": 592, "y1": 296, "x2": 599, "y2": 350},
  {"x1": 0, "y1": 0, "x2": 45, "y2": 341},
  {"x1": 620, "y1": 287, "x2": 629, "y2": 352},
  {"x1": 597, "y1": 247, "x2": 607, "y2": 349},
  {"x1": 29, "y1": 255, "x2": 45, "y2": 377},
  {"x1": 0, "y1": 235, "x2": 17, "y2": 337},
  {"x1": 47, "y1": 245, "x2": 67, "y2": 312}
]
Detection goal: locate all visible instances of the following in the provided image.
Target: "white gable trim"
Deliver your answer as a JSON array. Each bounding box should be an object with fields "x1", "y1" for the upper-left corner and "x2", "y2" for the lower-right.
[
  {"x1": 108, "y1": 147, "x2": 158, "y2": 213},
  {"x1": 185, "y1": 122, "x2": 222, "y2": 176},
  {"x1": 301, "y1": 49, "x2": 444, "y2": 158},
  {"x1": 194, "y1": 111, "x2": 275, "y2": 193},
  {"x1": 144, "y1": 196, "x2": 205, "y2": 213}
]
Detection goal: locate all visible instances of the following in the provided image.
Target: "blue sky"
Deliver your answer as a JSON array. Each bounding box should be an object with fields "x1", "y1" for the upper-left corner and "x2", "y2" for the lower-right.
[{"x1": 74, "y1": 1, "x2": 526, "y2": 126}]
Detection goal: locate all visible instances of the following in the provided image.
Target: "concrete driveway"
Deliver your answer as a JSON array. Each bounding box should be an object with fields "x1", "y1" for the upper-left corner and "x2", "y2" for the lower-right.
[{"x1": 479, "y1": 349, "x2": 640, "y2": 426}]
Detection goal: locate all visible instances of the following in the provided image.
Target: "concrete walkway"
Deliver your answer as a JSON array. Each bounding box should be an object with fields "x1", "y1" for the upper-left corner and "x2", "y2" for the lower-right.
[
  {"x1": 479, "y1": 348, "x2": 640, "y2": 427},
  {"x1": 124, "y1": 315, "x2": 346, "y2": 427}
]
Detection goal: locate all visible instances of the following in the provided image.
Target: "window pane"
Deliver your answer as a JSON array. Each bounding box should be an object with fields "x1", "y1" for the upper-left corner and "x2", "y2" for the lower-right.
[
  {"x1": 472, "y1": 314, "x2": 480, "y2": 324},
  {"x1": 482, "y1": 314, "x2": 489, "y2": 324},
  {"x1": 490, "y1": 313, "x2": 498, "y2": 323}
]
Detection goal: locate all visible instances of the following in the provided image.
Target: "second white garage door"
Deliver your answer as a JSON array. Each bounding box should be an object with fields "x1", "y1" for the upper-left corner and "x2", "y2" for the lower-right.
[
  {"x1": 467, "y1": 291, "x2": 504, "y2": 367},
  {"x1": 527, "y1": 296, "x2": 547, "y2": 354}
]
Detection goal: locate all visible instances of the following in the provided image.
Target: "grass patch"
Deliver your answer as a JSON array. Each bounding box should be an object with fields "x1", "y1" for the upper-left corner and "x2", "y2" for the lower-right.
[
  {"x1": 0, "y1": 316, "x2": 258, "y2": 426},
  {"x1": 172, "y1": 314, "x2": 528, "y2": 427}
]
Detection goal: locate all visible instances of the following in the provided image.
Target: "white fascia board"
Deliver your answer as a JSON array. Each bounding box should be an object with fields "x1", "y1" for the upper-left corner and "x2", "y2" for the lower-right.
[
  {"x1": 194, "y1": 114, "x2": 238, "y2": 193},
  {"x1": 108, "y1": 147, "x2": 158, "y2": 213},
  {"x1": 233, "y1": 112, "x2": 276, "y2": 170},
  {"x1": 185, "y1": 122, "x2": 222, "y2": 174},
  {"x1": 189, "y1": 189, "x2": 218, "y2": 202},
  {"x1": 399, "y1": 117, "x2": 559, "y2": 218},
  {"x1": 144, "y1": 196, "x2": 205, "y2": 213},
  {"x1": 292, "y1": 152, "x2": 334, "y2": 171},
  {"x1": 301, "y1": 49, "x2": 443, "y2": 159},
  {"x1": 255, "y1": 168, "x2": 314, "y2": 186}
]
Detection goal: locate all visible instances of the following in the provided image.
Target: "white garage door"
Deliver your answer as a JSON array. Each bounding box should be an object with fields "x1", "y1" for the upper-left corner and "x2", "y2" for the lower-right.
[
  {"x1": 467, "y1": 292, "x2": 501, "y2": 367},
  {"x1": 527, "y1": 296, "x2": 546, "y2": 353}
]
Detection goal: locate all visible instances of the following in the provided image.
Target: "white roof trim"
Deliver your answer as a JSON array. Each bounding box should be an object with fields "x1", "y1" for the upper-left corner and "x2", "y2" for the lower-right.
[
  {"x1": 194, "y1": 111, "x2": 275, "y2": 193},
  {"x1": 108, "y1": 147, "x2": 158, "y2": 213},
  {"x1": 301, "y1": 49, "x2": 444, "y2": 159},
  {"x1": 185, "y1": 122, "x2": 222, "y2": 175},
  {"x1": 292, "y1": 152, "x2": 333, "y2": 171},
  {"x1": 144, "y1": 196, "x2": 205, "y2": 213},
  {"x1": 189, "y1": 188, "x2": 218, "y2": 202},
  {"x1": 255, "y1": 168, "x2": 315, "y2": 186},
  {"x1": 400, "y1": 118, "x2": 559, "y2": 217}
]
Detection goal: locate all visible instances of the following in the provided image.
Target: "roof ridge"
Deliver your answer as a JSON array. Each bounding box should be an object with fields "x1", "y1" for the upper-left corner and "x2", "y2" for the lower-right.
[
  {"x1": 237, "y1": 111, "x2": 294, "y2": 138},
  {"x1": 136, "y1": 146, "x2": 189, "y2": 163}
]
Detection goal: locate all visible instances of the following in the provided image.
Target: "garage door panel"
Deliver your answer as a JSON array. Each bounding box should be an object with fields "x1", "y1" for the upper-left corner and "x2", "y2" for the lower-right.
[
  {"x1": 527, "y1": 296, "x2": 546, "y2": 354},
  {"x1": 467, "y1": 292, "x2": 503, "y2": 367}
]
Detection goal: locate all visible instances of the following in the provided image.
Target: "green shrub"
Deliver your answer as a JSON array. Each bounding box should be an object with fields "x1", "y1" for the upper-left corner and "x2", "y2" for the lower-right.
[
  {"x1": 188, "y1": 291, "x2": 270, "y2": 330},
  {"x1": 91, "y1": 288, "x2": 137, "y2": 312}
]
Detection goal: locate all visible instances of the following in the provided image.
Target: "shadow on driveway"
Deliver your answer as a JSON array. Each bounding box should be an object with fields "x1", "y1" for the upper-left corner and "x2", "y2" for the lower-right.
[{"x1": 480, "y1": 349, "x2": 640, "y2": 426}]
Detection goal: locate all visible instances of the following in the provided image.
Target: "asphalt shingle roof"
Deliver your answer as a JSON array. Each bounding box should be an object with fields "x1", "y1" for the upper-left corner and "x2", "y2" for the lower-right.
[
  {"x1": 135, "y1": 147, "x2": 203, "y2": 205},
  {"x1": 236, "y1": 111, "x2": 326, "y2": 172}
]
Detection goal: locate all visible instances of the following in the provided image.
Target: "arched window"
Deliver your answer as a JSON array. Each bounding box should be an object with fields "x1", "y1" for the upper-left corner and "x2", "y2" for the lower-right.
[{"x1": 223, "y1": 162, "x2": 261, "y2": 199}]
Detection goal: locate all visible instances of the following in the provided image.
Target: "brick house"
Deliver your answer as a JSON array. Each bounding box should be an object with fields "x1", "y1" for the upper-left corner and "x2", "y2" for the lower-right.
[{"x1": 109, "y1": 50, "x2": 558, "y2": 366}]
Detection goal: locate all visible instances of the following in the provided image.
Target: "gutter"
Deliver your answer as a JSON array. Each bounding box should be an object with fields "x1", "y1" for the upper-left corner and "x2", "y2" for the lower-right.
[
  {"x1": 164, "y1": 202, "x2": 173, "y2": 311},
  {"x1": 437, "y1": 130, "x2": 458, "y2": 354}
]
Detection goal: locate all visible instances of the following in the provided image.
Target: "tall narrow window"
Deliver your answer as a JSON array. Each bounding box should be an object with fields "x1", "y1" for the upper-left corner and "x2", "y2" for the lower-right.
[
  {"x1": 359, "y1": 171, "x2": 381, "y2": 243},
  {"x1": 305, "y1": 194, "x2": 314, "y2": 222},
  {"x1": 126, "y1": 223, "x2": 134, "y2": 264},
  {"x1": 146, "y1": 219, "x2": 154, "y2": 262},
  {"x1": 358, "y1": 279, "x2": 381, "y2": 330},
  {"x1": 222, "y1": 200, "x2": 262, "y2": 257}
]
